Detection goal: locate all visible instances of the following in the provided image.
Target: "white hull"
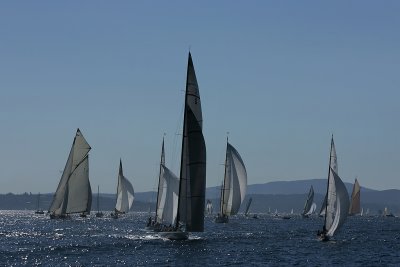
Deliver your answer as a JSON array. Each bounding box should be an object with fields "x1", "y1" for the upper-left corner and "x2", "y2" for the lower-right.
[{"x1": 159, "y1": 231, "x2": 189, "y2": 240}]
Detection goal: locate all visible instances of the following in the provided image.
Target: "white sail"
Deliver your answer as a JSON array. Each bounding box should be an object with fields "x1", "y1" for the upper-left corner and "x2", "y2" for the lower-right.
[
  {"x1": 49, "y1": 129, "x2": 92, "y2": 215},
  {"x1": 176, "y1": 52, "x2": 206, "y2": 232},
  {"x1": 326, "y1": 168, "x2": 350, "y2": 237},
  {"x1": 206, "y1": 200, "x2": 213, "y2": 214},
  {"x1": 65, "y1": 156, "x2": 91, "y2": 213},
  {"x1": 306, "y1": 203, "x2": 317, "y2": 215},
  {"x1": 155, "y1": 138, "x2": 166, "y2": 223},
  {"x1": 302, "y1": 186, "x2": 314, "y2": 215},
  {"x1": 115, "y1": 160, "x2": 134, "y2": 213},
  {"x1": 221, "y1": 142, "x2": 247, "y2": 216},
  {"x1": 320, "y1": 137, "x2": 338, "y2": 217},
  {"x1": 160, "y1": 165, "x2": 180, "y2": 226}
]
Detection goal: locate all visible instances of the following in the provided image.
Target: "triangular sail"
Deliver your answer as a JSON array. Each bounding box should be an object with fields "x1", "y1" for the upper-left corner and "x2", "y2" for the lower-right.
[
  {"x1": 49, "y1": 129, "x2": 91, "y2": 215},
  {"x1": 319, "y1": 195, "x2": 327, "y2": 216},
  {"x1": 176, "y1": 52, "x2": 207, "y2": 232},
  {"x1": 221, "y1": 142, "x2": 247, "y2": 216},
  {"x1": 321, "y1": 137, "x2": 338, "y2": 217},
  {"x1": 306, "y1": 203, "x2": 317, "y2": 215},
  {"x1": 155, "y1": 138, "x2": 166, "y2": 223},
  {"x1": 302, "y1": 186, "x2": 314, "y2": 215},
  {"x1": 115, "y1": 160, "x2": 135, "y2": 213},
  {"x1": 65, "y1": 156, "x2": 91, "y2": 214},
  {"x1": 244, "y1": 197, "x2": 253, "y2": 216},
  {"x1": 160, "y1": 164, "x2": 180, "y2": 226},
  {"x1": 326, "y1": 168, "x2": 350, "y2": 237},
  {"x1": 349, "y1": 178, "x2": 361, "y2": 215}
]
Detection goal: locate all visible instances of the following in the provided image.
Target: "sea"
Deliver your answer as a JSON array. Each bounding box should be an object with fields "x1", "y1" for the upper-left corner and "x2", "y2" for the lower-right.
[{"x1": 0, "y1": 211, "x2": 399, "y2": 266}]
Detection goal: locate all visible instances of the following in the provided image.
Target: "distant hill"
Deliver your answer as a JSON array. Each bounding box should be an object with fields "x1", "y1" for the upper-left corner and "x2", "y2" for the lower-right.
[
  {"x1": 0, "y1": 179, "x2": 398, "y2": 215},
  {"x1": 206, "y1": 179, "x2": 376, "y2": 197}
]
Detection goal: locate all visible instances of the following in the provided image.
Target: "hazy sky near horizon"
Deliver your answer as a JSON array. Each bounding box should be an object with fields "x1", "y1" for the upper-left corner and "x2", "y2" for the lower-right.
[{"x1": 0, "y1": 1, "x2": 399, "y2": 194}]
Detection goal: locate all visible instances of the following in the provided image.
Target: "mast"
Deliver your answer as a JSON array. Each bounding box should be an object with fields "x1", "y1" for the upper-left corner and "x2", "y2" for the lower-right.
[
  {"x1": 97, "y1": 185, "x2": 100, "y2": 213},
  {"x1": 155, "y1": 135, "x2": 165, "y2": 221},
  {"x1": 220, "y1": 135, "x2": 229, "y2": 216},
  {"x1": 323, "y1": 135, "x2": 334, "y2": 230},
  {"x1": 37, "y1": 193, "x2": 41, "y2": 210},
  {"x1": 175, "y1": 53, "x2": 191, "y2": 228},
  {"x1": 115, "y1": 159, "x2": 122, "y2": 213}
]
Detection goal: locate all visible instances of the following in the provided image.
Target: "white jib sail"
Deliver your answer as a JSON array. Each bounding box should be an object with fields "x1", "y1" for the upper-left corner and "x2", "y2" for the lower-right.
[
  {"x1": 326, "y1": 168, "x2": 350, "y2": 237},
  {"x1": 160, "y1": 165, "x2": 180, "y2": 226},
  {"x1": 222, "y1": 143, "x2": 247, "y2": 216},
  {"x1": 115, "y1": 161, "x2": 134, "y2": 213}
]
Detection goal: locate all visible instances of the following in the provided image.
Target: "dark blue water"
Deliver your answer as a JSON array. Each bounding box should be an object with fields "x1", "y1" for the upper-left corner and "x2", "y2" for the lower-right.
[{"x1": 0, "y1": 211, "x2": 399, "y2": 266}]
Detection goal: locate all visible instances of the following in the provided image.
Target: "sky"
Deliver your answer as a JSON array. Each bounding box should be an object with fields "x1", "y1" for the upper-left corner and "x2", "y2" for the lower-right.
[{"x1": 0, "y1": 1, "x2": 399, "y2": 194}]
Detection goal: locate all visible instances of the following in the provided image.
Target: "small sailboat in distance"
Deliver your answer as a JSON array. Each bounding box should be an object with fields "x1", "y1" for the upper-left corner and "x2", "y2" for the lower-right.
[
  {"x1": 318, "y1": 136, "x2": 350, "y2": 241},
  {"x1": 215, "y1": 137, "x2": 247, "y2": 223},
  {"x1": 244, "y1": 197, "x2": 253, "y2": 217},
  {"x1": 302, "y1": 186, "x2": 316, "y2": 218},
  {"x1": 111, "y1": 159, "x2": 134, "y2": 219},
  {"x1": 159, "y1": 52, "x2": 206, "y2": 240},
  {"x1": 35, "y1": 193, "x2": 45, "y2": 214},
  {"x1": 48, "y1": 129, "x2": 92, "y2": 219},
  {"x1": 206, "y1": 200, "x2": 213, "y2": 215},
  {"x1": 95, "y1": 185, "x2": 104, "y2": 217},
  {"x1": 348, "y1": 178, "x2": 361, "y2": 216}
]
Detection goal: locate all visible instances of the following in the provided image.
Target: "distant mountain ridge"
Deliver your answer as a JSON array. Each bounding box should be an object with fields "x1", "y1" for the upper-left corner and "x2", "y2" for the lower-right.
[
  {"x1": 206, "y1": 178, "x2": 376, "y2": 197},
  {"x1": 0, "y1": 179, "x2": 398, "y2": 214}
]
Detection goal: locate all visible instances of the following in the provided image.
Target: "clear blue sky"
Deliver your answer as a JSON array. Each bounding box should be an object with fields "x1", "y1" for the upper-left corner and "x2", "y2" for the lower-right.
[{"x1": 0, "y1": 1, "x2": 399, "y2": 194}]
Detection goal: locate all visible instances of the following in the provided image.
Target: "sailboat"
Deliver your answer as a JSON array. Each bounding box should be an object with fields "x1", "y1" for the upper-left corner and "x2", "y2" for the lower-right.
[
  {"x1": 147, "y1": 137, "x2": 167, "y2": 230},
  {"x1": 159, "y1": 52, "x2": 206, "y2": 240},
  {"x1": 48, "y1": 129, "x2": 92, "y2": 219},
  {"x1": 302, "y1": 186, "x2": 316, "y2": 218},
  {"x1": 154, "y1": 164, "x2": 180, "y2": 231},
  {"x1": 244, "y1": 197, "x2": 253, "y2": 217},
  {"x1": 348, "y1": 178, "x2": 361, "y2": 215},
  {"x1": 318, "y1": 136, "x2": 350, "y2": 241},
  {"x1": 215, "y1": 138, "x2": 247, "y2": 223},
  {"x1": 95, "y1": 185, "x2": 104, "y2": 217},
  {"x1": 206, "y1": 200, "x2": 213, "y2": 215},
  {"x1": 35, "y1": 193, "x2": 45, "y2": 214},
  {"x1": 111, "y1": 159, "x2": 134, "y2": 219}
]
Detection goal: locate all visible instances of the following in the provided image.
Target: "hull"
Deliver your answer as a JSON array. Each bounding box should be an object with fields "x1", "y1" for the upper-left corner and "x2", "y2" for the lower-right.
[
  {"x1": 159, "y1": 231, "x2": 189, "y2": 240},
  {"x1": 95, "y1": 212, "x2": 104, "y2": 218},
  {"x1": 215, "y1": 215, "x2": 229, "y2": 223},
  {"x1": 110, "y1": 213, "x2": 119, "y2": 219},
  {"x1": 35, "y1": 210, "x2": 44, "y2": 215},
  {"x1": 49, "y1": 214, "x2": 71, "y2": 220}
]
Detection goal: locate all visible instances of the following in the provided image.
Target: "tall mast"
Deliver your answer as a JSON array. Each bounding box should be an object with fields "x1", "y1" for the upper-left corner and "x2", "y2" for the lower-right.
[
  {"x1": 115, "y1": 159, "x2": 122, "y2": 213},
  {"x1": 220, "y1": 134, "x2": 229, "y2": 215},
  {"x1": 323, "y1": 135, "x2": 334, "y2": 230},
  {"x1": 176, "y1": 52, "x2": 191, "y2": 228},
  {"x1": 155, "y1": 135, "x2": 165, "y2": 221},
  {"x1": 97, "y1": 185, "x2": 100, "y2": 213}
]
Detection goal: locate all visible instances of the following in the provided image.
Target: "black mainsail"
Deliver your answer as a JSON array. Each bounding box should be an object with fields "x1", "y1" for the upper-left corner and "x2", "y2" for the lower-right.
[{"x1": 176, "y1": 52, "x2": 206, "y2": 232}]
